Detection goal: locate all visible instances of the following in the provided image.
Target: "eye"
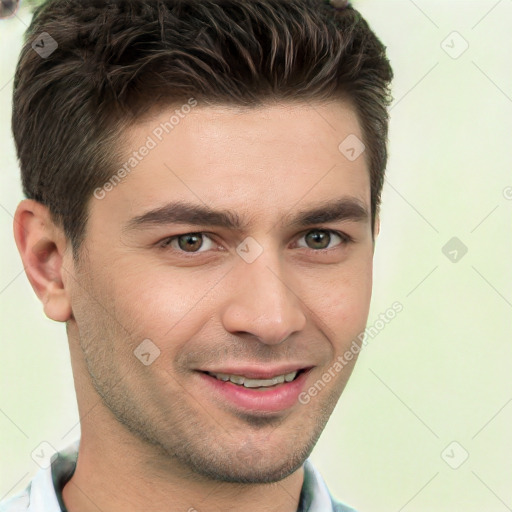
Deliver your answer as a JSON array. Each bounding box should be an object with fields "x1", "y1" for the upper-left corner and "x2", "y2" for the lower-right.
[
  {"x1": 295, "y1": 229, "x2": 351, "y2": 251},
  {"x1": 159, "y1": 232, "x2": 215, "y2": 253},
  {"x1": 157, "y1": 229, "x2": 352, "y2": 255}
]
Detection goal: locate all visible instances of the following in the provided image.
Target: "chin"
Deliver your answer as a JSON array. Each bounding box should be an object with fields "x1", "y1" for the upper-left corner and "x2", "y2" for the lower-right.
[
  {"x1": 195, "y1": 455, "x2": 307, "y2": 484},
  {"x1": 179, "y1": 437, "x2": 316, "y2": 484}
]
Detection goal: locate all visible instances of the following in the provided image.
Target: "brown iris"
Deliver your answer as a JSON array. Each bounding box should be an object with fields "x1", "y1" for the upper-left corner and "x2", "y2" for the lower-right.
[
  {"x1": 304, "y1": 230, "x2": 331, "y2": 250},
  {"x1": 177, "y1": 233, "x2": 204, "y2": 252}
]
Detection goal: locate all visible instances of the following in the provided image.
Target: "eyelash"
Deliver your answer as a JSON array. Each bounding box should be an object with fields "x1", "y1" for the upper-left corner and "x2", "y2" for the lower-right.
[{"x1": 157, "y1": 229, "x2": 354, "y2": 255}]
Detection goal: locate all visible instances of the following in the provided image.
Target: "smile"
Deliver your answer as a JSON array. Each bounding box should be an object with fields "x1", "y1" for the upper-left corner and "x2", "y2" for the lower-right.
[
  {"x1": 206, "y1": 370, "x2": 299, "y2": 388},
  {"x1": 196, "y1": 367, "x2": 313, "y2": 412}
]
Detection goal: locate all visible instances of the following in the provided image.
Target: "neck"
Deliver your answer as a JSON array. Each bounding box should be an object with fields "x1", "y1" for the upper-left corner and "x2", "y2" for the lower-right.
[{"x1": 62, "y1": 428, "x2": 304, "y2": 512}]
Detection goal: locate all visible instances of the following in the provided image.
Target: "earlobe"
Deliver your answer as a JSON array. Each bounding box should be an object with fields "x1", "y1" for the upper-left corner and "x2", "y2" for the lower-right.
[
  {"x1": 13, "y1": 199, "x2": 72, "y2": 322},
  {"x1": 44, "y1": 280, "x2": 72, "y2": 322}
]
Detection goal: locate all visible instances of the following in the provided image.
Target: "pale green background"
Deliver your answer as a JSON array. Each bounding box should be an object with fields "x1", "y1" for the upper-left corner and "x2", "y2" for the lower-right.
[{"x1": 1, "y1": 1, "x2": 511, "y2": 510}]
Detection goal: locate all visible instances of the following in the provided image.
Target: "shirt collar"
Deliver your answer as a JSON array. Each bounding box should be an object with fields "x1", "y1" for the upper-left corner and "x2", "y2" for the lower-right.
[
  {"x1": 299, "y1": 458, "x2": 356, "y2": 512},
  {"x1": 12, "y1": 439, "x2": 354, "y2": 512}
]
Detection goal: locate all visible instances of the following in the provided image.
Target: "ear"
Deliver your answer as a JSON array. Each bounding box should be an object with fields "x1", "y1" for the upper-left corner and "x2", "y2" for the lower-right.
[
  {"x1": 374, "y1": 215, "x2": 380, "y2": 237},
  {"x1": 372, "y1": 215, "x2": 380, "y2": 253},
  {"x1": 13, "y1": 199, "x2": 72, "y2": 322}
]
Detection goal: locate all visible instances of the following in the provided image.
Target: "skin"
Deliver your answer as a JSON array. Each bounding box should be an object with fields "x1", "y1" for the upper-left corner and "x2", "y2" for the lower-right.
[{"x1": 14, "y1": 100, "x2": 378, "y2": 512}]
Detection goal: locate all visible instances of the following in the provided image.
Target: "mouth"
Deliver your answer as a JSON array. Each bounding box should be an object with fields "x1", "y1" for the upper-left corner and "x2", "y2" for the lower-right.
[
  {"x1": 195, "y1": 366, "x2": 313, "y2": 413},
  {"x1": 202, "y1": 368, "x2": 307, "y2": 390}
]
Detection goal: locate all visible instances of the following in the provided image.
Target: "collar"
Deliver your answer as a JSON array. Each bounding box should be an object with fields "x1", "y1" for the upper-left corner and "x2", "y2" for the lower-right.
[{"x1": 2, "y1": 439, "x2": 356, "y2": 512}]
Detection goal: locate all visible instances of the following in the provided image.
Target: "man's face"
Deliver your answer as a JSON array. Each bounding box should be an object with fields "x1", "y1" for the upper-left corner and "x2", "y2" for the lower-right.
[{"x1": 66, "y1": 101, "x2": 374, "y2": 483}]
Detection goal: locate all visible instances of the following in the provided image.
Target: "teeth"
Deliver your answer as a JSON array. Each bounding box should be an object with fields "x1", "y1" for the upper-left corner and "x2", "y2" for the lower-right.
[
  {"x1": 244, "y1": 374, "x2": 285, "y2": 388},
  {"x1": 208, "y1": 371, "x2": 298, "y2": 388},
  {"x1": 230, "y1": 375, "x2": 245, "y2": 385},
  {"x1": 284, "y1": 371, "x2": 297, "y2": 382}
]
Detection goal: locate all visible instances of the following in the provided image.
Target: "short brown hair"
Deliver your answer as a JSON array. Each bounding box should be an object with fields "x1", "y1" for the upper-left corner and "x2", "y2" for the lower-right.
[{"x1": 12, "y1": 0, "x2": 393, "y2": 255}]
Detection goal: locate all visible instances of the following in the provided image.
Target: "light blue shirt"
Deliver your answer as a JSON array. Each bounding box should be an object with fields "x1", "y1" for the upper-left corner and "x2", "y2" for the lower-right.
[{"x1": 0, "y1": 439, "x2": 358, "y2": 512}]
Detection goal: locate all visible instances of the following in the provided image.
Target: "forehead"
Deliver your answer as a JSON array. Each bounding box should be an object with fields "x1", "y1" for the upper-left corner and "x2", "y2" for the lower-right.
[
  {"x1": 90, "y1": 100, "x2": 370, "y2": 230},
  {"x1": 126, "y1": 99, "x2": 365, "y2": 168}
]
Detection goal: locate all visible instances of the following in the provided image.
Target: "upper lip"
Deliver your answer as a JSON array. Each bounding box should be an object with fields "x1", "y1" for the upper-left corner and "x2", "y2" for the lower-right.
[{"x1": 197, "y1": 364, "x2": 313, "y2": 379}]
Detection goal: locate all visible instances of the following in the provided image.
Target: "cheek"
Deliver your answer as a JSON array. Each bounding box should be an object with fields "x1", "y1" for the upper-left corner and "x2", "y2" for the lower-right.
[
  {"x1": 305, "y1": 257, "x2": 373, "y2": 344},
  {"x1": 105, "y1": 263, "x2": 219, "y2": 346},
  {"x1": 89, "y1": 243, "x2": 373, "y2": 353}
]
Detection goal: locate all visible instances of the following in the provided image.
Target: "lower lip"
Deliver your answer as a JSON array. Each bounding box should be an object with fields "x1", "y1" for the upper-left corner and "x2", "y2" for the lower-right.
[{"x1": 196, "y1": 369, "x2": 311, "y2": 413}]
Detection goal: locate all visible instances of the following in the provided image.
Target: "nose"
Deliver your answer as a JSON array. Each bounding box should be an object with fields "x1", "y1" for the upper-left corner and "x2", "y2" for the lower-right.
[{"x1": 220, "y1": 252, "x2": 307, "y2": 345}]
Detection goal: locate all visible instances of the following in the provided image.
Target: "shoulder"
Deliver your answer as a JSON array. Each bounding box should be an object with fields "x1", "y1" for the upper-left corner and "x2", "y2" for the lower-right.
[
  {"x1": 0, "y1": 485, "x2": 30, "y2": 511},
  {"x1": 0, "y1": 464, "x2": 63, "y2": 512},
  {"x1": 0, "y1": 438, "x2": 79, "y2": 512}
]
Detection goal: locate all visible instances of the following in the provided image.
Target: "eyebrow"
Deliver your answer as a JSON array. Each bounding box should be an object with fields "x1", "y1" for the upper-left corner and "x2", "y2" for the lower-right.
[{"x1": 123, "y1": 197, "x2": 369, "y2": 233}]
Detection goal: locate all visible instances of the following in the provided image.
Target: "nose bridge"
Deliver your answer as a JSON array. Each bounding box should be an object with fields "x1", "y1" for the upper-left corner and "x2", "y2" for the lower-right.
[{"x1": 220, "y1": 248, "x2": 307, "y2": 345}]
